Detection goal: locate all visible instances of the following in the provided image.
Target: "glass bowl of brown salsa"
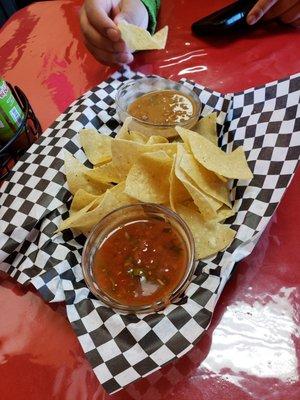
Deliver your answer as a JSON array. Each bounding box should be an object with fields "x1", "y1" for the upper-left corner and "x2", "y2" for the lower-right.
[
  {"x1": 82, "y1": 203, "x2": 195, "y2": 313},
  {"x1": 116, "y1": 77, "x2": 201, "y2": 138}
]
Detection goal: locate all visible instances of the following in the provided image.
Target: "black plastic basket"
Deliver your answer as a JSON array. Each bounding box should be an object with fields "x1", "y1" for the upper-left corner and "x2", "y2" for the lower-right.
[{"x1": 0, "y1": 84, "x2": 42, "y2": 181}]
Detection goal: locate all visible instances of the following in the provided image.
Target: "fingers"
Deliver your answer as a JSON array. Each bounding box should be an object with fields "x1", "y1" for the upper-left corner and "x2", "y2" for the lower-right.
[
  {"x1": 247, "y1": 0, "x2": 278, "y2": 24},
  {"x1": 114, "y1": 0, "x2": 149, "y2": 29},
  {"x1": 84, "y1": 37, "x2": 133, "y2": 66},
  {"x1": 247, "y1": 0, "x2": 300, "y2": 26},
  {"x1": 80, "y1": 1, "x2": 134, "y2": 66},
  {"x1": 80, "y1": 8, "x2": 126, "y2": 53},
  {"x1": 84, "y1": 0, "x2": 120, "y2": 42},
  {"x1": 263, "y1": 0, "x2": 299, "y2": 20},
  {"x1": 290, "y1": 18, "x2": 300, "y2": 26},
  {"x1": 279, "y1": 1, "x2": 300, "y2": 24}
]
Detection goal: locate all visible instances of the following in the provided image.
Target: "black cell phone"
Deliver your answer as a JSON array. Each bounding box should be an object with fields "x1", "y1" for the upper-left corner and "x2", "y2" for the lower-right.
[{"x1": 192, "y1": 0, "x2": 258, "y2": 36}]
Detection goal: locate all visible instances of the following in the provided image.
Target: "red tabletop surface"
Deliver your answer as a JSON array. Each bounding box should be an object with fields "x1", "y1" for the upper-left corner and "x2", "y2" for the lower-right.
[{"x1": 0, "y1": 1, "x2": 299, "y2": 399}]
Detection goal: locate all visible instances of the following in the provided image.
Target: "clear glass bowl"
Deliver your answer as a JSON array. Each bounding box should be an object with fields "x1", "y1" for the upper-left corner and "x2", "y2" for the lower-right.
[
  {"x1": 82, "y1": 203, "x2": 195, "y2": 314},
  {"x1": 115, "y1": 77, "x2": 201, "y2": 138}
]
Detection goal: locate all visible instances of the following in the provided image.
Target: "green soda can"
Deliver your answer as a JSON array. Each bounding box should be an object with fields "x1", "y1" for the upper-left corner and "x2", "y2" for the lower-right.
[{"x1": 0, "y1": 78, "x2": 24, "y2": 142}]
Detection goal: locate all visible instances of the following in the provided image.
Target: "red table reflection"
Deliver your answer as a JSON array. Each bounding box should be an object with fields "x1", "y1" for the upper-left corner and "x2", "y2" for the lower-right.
[{"x1": 0, "y1": 1, "x2": 299, "y2": 399}]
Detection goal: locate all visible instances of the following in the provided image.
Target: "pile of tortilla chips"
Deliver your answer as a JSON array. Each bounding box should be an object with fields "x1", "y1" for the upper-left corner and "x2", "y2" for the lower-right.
[
  {"x1": 118, "y1": 21, "x2": 168, "y2": 52},
  {"x1": 59, "y1": 114, "x2": 253, "y2": 260}
]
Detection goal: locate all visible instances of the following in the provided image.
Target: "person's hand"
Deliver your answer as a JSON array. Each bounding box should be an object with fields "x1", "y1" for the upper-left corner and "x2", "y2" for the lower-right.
[
  {"x1": 247, "y1": 0, "x2": 300, "y2": 27},
  {"x1": 80, "y1": 0, "x2": 149, "y2": 65}
]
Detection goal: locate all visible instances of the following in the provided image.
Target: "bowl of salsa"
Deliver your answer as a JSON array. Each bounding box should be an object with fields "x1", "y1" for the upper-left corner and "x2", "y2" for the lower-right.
[
  {"x1": 116, "y1": 77, "x2": 201, "y2": 138},
  {"x1": 82, "y1": 203, "x2": 195, "y2": 313}
]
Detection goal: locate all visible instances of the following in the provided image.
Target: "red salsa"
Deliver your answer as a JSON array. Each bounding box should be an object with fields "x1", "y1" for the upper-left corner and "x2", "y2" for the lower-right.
[{"x1": 93, "y1": 218, "x2": 188, "y2": 307}]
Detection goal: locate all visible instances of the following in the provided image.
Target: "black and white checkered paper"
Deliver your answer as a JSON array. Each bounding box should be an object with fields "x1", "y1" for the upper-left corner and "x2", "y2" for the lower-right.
[{"x1": 0, "y1": 68, "x2": 299, "y2": 393}]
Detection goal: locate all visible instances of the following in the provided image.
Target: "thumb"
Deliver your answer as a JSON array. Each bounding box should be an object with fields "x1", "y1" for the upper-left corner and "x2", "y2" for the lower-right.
[
  {"x1": 113, "y1": 0, "x2": 148, "y2": 29},
  {"x1": 114, "y1": 12, "x2": 129, "y2": 25}
]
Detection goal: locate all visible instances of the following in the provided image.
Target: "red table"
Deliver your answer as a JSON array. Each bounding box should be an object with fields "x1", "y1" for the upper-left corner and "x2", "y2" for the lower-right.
[{"x1": 0, "y1": 1, "x2": 299, "y2": 399}]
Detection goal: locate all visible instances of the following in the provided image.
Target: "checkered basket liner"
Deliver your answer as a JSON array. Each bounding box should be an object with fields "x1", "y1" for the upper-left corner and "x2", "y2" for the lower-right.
[{"x1": 0, "y1": 67, "x2": 299, "y2": 393}]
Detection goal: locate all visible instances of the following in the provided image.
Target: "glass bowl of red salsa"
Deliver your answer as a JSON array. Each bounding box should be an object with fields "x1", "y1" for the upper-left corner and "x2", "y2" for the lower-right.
[{"x1": 82, "y1": 203, "x2": 195, "y2": 313}]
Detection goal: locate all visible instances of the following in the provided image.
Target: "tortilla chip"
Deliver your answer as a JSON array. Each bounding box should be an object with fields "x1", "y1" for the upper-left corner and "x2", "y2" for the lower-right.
[
  {"x1": 214, "y1": 205, "x2": 236, "y2": 223},
  {"x1": 152, "y1": 26, "x2": 168, "y2": 49},
  {"x1": 111, "y1": 139, "x2": 177, "y2": 179},
  {"x1": 176, "y1": 126, "x2": 192, "y2": 148},
  {"x1": 61, "y1": 121, "x2": 239, "y2": 245},
  {"x1": 175, "y1": 145, "x2": 221, "y2": 220},
  {"x1": 70, "y1": 189, "x2": 103, "y2": 215},
  {"x1": 146, "y1": 142, "x2": 177, "y2": 156},
  {"x1": 115, "y1": 118, "x2": 147, "y2": 144},
  {"x1": 118, "y1": 21, "x2": 168, "y2": 52},
  {"x1": 87, "y1": 162, "x2": 122, "y2": 184},
  {"x1": 192, "y1": 113, "x2": 218, "y2": 145},
  {"x1": 59, "y1": 183, "x2": 135, "y2": 234},
  {"x1": 111, "y1": 140, "x2": 146, "y2": 179},
  {"x1": 147, "y1": 135, "x2": 169, "y2": 144},
  {"x1": 125, "y1": 151, "x2": 173, "y2": 203},
  {"x1": 64, "y1": 151, "x2": 110, "y2": 196},
  {"x1": 178, "y1": 127, "x2": 253, "y2": 180},
  {"x1": 169, "y1": 156, "x2": 190, "y2": 211},
  {"x1": 58, "y1": 200, "x2": 98, "y2": 232},
  {"x1": 98, "y1": 181, "x2": 135, "y2": 211},
  {"x1": 115, "y1": 117, "x2": 132, "y2": 140},
  {"x1": 176, "y1": 128, "x2": 194, "y2": 154},
  {"x1": 128, "y1": 130, "x2": 148, "y2": 144},
  {"x1": 180, "y1": 152, "x2": 231, "y2": 206},
  {"x1": 79, "y1": 129, "x2": 112, "y2": 165},
  {"x1": 216, "y1": 173, "x2": 228, "y2": 183},
  {"x1": 178, "y1": 204, "x2": 236, "y2": 259}
]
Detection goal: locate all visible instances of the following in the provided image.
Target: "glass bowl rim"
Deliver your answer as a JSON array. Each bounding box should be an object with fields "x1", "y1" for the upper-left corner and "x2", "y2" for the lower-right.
[
  {"x1": 115, "y1": 76, "x2": 202, "y2": 128},
  {"x1": 82, "y1": 203, "x2": 196, "y2": 314}
]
